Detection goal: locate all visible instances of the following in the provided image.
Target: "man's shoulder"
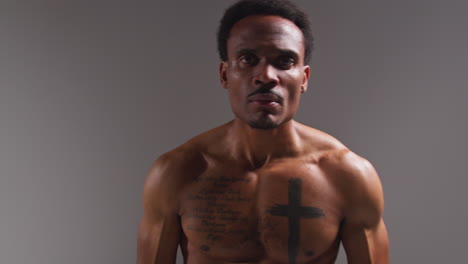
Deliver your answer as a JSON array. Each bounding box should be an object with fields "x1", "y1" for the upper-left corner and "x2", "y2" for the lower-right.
[
  {"x1": 319, "y1": 148, "x2": 379, "y2": 185},
  {"x1": 149, "y1": 141, "x2": 207, "y2": 183},
  {"x1": 148, "y1": 123, "x2": 230, "y2": 182},
  {"x1": 297, "y1": 123, "x2": 376, "y2": 178},
  {"x1": 142, "y1": 141, "x2": 208, "y2": 212},
  {"x1": 298, "y1": 123, "x2": 383, "y2": 203},
  {"x1": 314, "y1": 141, "x2": 384, "y2": 221},
  {"x1": 296, "y1": 122, "x2": 349, "y2": 161}
]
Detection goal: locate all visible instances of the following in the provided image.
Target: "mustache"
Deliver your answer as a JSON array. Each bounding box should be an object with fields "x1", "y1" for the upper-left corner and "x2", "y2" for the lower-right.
[{"x1": 247, "y1": 84, "x2": 283, "y2": 100}]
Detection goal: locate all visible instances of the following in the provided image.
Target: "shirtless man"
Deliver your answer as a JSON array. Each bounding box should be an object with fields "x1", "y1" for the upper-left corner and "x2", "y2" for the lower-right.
[{"x1": 137, "y1": 0, "x2": 389, "y2": 263}]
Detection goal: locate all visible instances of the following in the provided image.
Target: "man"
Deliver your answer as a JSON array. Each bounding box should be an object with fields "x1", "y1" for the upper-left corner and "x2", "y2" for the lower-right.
[{"x1": 137, "y1": 0, "x2": 389, "y2": 263}]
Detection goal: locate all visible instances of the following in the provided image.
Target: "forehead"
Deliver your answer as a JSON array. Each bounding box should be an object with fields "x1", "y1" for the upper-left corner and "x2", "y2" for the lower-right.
[{"x1": 228, "y1": 15, "x2": 305, "y2": 57}]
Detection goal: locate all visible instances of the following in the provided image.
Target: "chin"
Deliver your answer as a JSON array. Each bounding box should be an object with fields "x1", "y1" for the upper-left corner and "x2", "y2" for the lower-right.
[
  {"x1": 247, "y1": 112, "x2": 296, "y2": 130},
  {"x1": 247, "y1": 116, "x2": 282, "y2": 130},
  {"x1": 248, "y1": 121, "x2": 279, "y2": 130}
]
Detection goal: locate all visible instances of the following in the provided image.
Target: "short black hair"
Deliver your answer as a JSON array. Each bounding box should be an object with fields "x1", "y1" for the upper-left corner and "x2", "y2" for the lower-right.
[{"x1": 217, "y1": 0, "x2": 313, "y2": 64}]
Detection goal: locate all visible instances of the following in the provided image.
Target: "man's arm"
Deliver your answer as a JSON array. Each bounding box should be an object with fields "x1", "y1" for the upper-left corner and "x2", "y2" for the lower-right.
[
  {"x1": 137, "y1": 156, "x2": 181, "y2": 264},
  {"x1": 340, "y1": 152, "x2": 389, "y2": 264}
]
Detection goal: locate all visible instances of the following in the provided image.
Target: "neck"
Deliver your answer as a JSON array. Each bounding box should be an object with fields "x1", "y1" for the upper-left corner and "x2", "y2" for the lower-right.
[{"x1": 228, "y1": 118, "x2": 303, "y2": 169}]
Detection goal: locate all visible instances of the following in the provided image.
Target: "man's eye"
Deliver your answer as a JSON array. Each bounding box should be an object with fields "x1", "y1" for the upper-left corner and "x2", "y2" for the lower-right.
[
  {"x1": 240, "y1": 55, "x2": 259, "y2": 65},
  {"x1": 276, "y1": 56, "x2": 295, "y2": 68}
]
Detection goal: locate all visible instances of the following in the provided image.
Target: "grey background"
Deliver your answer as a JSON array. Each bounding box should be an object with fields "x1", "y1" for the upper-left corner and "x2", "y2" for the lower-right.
[{"x1": 1, "y1": 0, "x2": 467, "y2": 263}]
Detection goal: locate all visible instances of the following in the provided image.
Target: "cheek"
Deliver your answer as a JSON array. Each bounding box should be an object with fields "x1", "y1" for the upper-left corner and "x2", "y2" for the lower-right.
[
  {"x1": 227, "y1": 84, "x2": 245, "y2": 108},
  {"x1": 286, "y1": 92, "x2": 301, "y2": 109},
  {"x1": 282, "y1": 72, "x2": 304, "y2": 99},
  {"x1": 227, "y1": 72, "x2": 249, "y2": 97},
  {"x1": 227, "y1": 65, "x2": 248, "y2": 81}
]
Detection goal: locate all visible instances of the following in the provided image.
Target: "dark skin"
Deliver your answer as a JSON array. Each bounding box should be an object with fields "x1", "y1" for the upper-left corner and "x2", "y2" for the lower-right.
[{"x1": 137, "y1": 15, "x2": 389, "y2": 264}]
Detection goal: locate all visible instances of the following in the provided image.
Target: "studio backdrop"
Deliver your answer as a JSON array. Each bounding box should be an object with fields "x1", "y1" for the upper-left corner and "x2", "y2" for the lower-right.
[{"x1": 1, "y1": 0, "x2": 467, "y2": 263}]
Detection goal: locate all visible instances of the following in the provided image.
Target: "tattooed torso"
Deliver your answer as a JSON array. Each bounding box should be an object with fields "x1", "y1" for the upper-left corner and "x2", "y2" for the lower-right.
[{"x1": 179, "y1": 155, "x2": 344, "y2": 264}]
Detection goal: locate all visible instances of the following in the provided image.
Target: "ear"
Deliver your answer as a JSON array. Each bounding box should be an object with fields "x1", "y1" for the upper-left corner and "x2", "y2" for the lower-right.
[
  {"x1": 300, "y1": 65, "x2": 311, "y2": 93},
  {"x1": 219, "y1": 61, "x2": 228, "y2": 89}
]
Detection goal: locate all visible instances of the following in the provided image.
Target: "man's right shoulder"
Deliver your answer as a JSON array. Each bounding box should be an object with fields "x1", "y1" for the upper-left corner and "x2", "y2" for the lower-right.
[
  {"x1": 145, "y1": 122, "x2": 231, "y2": 195},
  {"x1": 147, "y1": 143, "x2": 207, "y2": 185},
  {"x1": 142, "y1": 142, "x2": 208, "y2": 214},
  {"x1": 145, "y1": 122, "x2": 228, "y2": 187}
]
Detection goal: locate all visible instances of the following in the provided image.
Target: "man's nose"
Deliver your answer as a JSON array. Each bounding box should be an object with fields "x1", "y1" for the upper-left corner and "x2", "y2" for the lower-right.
[{"x1": 253, "y1": 62, "x2": 279, "y2": 86}]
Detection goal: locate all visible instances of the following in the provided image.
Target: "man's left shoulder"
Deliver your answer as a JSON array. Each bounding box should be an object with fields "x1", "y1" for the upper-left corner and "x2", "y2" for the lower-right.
[
  {"x1": 321, "y1": 149, "x2": 380, "y2": 184},
  {"x1": 299, "y1": 123, "x2": 382, "y2": 190},
  {"x1": 319, "y1": 147, "x2": 382, "y2": 190},
  {"x1": 320, "y1": 149, "x2": 384, "y2": 222}
]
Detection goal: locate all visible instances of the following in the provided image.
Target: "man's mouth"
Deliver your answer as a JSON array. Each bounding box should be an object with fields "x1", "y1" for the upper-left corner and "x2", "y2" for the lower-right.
[
  {"x1": 248, "y1": 93, "x2": 282, "y2": 106},
  {"x1": 251, "y1": 100, "x2": 279, "y2": 107}
]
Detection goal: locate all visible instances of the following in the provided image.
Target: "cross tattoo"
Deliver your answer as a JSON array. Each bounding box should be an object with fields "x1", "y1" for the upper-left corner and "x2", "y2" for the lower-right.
[{"x1": 268, "y1": 178, "x2": 325, "y2": 264}]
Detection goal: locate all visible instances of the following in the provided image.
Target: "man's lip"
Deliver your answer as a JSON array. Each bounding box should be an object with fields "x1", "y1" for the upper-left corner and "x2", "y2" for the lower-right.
[{"x1": 248, "y1": 93, "x2": 281, "y2": 104}]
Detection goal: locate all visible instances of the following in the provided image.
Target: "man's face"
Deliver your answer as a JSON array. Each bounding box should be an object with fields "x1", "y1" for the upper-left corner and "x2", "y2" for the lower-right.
[{"x1": 220, "y1": 15, "x2": 310, "y2": 130}]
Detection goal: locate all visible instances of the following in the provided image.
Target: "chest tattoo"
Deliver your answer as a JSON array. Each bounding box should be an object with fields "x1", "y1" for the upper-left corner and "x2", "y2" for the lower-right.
[{"x1": 268, "y1": 178, "x2": 325, "y2": 264}]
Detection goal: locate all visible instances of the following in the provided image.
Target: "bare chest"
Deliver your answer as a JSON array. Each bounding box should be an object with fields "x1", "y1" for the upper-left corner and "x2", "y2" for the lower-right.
[{"x1": 179, "y1": 161, "x2": 343, "y2": 263}]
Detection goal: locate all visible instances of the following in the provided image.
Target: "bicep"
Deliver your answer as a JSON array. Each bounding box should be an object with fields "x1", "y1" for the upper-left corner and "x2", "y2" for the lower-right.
[
  {"x1": 137, "y1": 212, "x2": 181, "y2": 264},
  {"x1": 341, "y1": 218, "x2": 389, "y2": 264},
  {"x1": 338, "y1": 153, "x2": 389, "y2": 263},
  {"x1": 137, "y1": 158, "x2": 182, "y2": 264}
]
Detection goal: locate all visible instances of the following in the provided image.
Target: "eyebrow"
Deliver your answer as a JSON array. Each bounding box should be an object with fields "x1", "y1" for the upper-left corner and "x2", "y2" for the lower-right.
[
  {"x1": 234, "y1": 48, "x2": 300, "y2": 60},
  {"x1": 279, "y1": 49, "x2": 300, "y2": 62},
  {"x1": 235, "y1": 48, "x2": 257, "y2": 57}
]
